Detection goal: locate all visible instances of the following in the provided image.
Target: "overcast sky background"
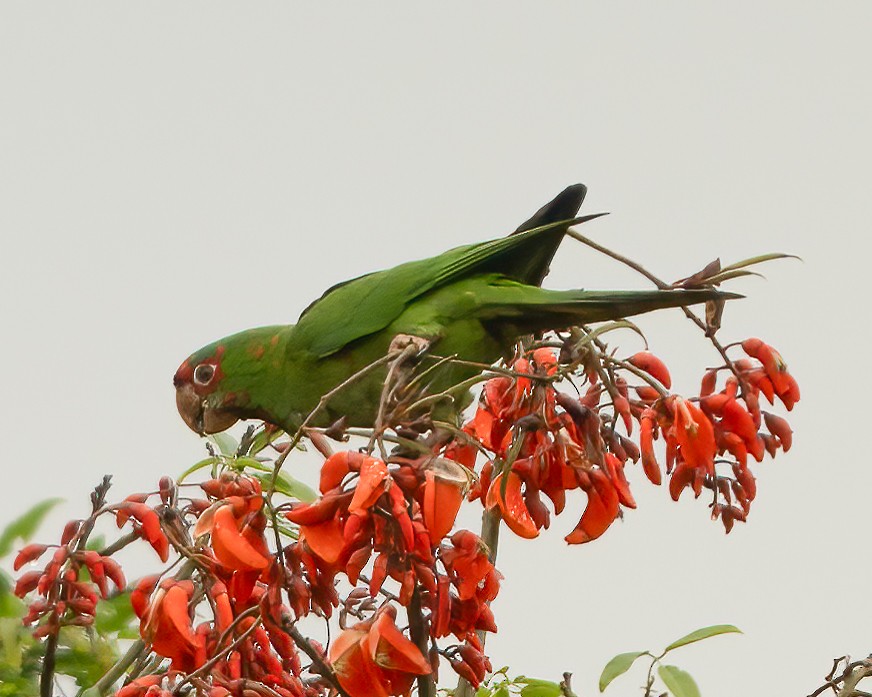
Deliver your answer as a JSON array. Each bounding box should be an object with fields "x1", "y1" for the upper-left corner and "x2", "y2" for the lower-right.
[{"x1": 2, "y1": 3, "x2": 870, "y2": 695}]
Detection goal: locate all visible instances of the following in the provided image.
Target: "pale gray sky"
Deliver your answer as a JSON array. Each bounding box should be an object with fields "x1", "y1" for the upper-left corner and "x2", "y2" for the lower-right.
[{"x1": 1, "y1": 3, "x2": 870, "y2": 695}]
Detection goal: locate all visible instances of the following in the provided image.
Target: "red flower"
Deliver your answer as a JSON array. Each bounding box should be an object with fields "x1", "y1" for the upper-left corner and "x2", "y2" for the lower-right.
[
  {"x1": 207, "y1": 504, "x2": 271, "y2": 571},
  {"x1": 329, "y1": 606, "x2": 431, "y2": 697},
  {"x1": 565, "y1": 468, "x2": 621, "y2": 544},
  {"x1": 486, "y1": 472, "x2": 539, "y2": 539},
  {"x1": 138, "y1": 580, "x2": 206, "y2": 671},
  {"x1": 421, "y1": 459, "x2": 467, "y2": 545},
  {"x1": 115, "y1": 500, "x2": 169, "y2": 562}
]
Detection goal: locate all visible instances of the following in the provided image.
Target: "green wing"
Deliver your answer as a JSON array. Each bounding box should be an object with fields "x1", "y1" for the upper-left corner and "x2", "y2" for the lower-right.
[{"x1": 294, "y1": 186, "x2": 590, "y2": 357}]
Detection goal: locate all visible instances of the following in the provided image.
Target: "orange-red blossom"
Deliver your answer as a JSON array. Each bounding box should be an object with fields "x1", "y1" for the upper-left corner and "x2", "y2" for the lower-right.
[
  {"x1": 451, "y1": 339, "x2": 798, "y2": 538},
  {"x1": 329, "y1": 606, "x2": 431, "y2": 697},
  {"x1": 286, "y1": 450, "x2": 500, "y2": 686}
]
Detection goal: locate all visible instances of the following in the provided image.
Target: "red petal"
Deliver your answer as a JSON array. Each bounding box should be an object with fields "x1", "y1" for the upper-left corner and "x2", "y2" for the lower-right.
[
  {"x1": 763, "y1": 412, "x2": 793, "y2": 451},
  {"x1": 628, "y1": 351, "x2": 672, "y2": 388},
  {"x1": 640, "y1": 412, "x2": 661, "y2": 486},
  {"x1": 211, "y1": 506, "x2": 270, "y2": 571},
  {"x1": 300, "y1": 516, "x2": 345, "y2": 566},
  {"x1": 13, "y1": 544, "x2": 48, "y2": 571},
  {"x1": 368, "y1": 610, "x2": 432, "y2": 675},
  {"x1": 565, "y1": 470, "x2": 619, "y2": 544},
  {"x1": 603, "y1": 453, "x2": 636, "y2": 509},
  {"x1": 320, "y1": 451, "x2": 366, "y2": 494},
  {"x1": 423, "y1": 471, "x2": 464, "y2": 545},
  {"x1": 672, "y1": 398, "x2": 716, "y2": 474},
  {"x1": 486, "y1": 472, "x2": 539, "y2": 539},
  {"x1": 349, "y1": 458, "x2": 389, "y2": 513},
  {"x1": 285, "y1": 489, "x2": 353, "y2": 525},
  {"x1": 148, "y1": 584, "x2": 199, "y2": 664}
]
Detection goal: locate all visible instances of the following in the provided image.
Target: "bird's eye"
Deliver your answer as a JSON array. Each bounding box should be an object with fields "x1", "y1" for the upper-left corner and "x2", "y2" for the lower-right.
[{"x1": 193, "y1": 363, "x2": 215, "y2": 386}]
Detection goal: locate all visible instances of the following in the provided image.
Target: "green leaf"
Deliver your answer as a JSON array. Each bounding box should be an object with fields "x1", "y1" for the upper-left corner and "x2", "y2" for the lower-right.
[
  {"x1": 177, "y1": 456, "x2": 220, "y2": 483},
  {"x1": 0, "y1": 498, "x2": 63, "y2": 558},
  {"x1": 0, "y1": 589, "x2": 24, "y2": 619},
  {"x1": 0, "y1": 617, "x2": 28, "y2": 669},
  {"x1": 0, "y1": 571, "x2": 25, "y2": 619},
  {"x1": 209, "y1": 432, "x2": 238, "y2": 456},
  {"x1": 658, "y1": 665, "x2": 701, "y2": 697},
  {"x1": 492, "y1": 684, "x2": 511, "y2": 697},
  {"x1": 95, "y1": 592, "x2": 136, "y2": 635},
  {"x1": 518, "y1": 678, "x2": 562, "y2": 697},
  {"x1": 704, "y1": 269, "x2": 764, "y2": 285},
  {"x1": 663, "y1": 624, "x2": 742, "y2": 653},
  {"x1": 719, "y1": 252, "x2": 800, "y2": 273},
  {"x1": 599, "y1": 651, "x2": 646, "y2": 691},
  {"x1": 247, "y1": 427, "x2": 285, "y2": 456},
  {"x1": 54, "y1": 626, "x2": 119, "y2": 687},
  {"x1": 85, "y1": 534, "x2": 106, "y2": 551},
  {"x1": 253, "y1": 472, "x2": 318, "y2": 502},
  {"x1": 275, "y1": 523, "x2": 300, "y2": 540},
  {"x1": 572, "y1": 320, "x2": 646, "y2": 351},
  {"x1": 235, "y1": 456, "x2": 273, "y2": 472}
]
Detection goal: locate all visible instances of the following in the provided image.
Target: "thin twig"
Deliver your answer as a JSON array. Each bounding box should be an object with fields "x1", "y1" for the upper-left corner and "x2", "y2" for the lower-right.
[
  {"x1": 560, "y1": 672, "x2": 579, "y2": 697},
  {"x1": 369, "y1": 342, "x2": 422, "y2": 456},
  {"x1": 96, "y1": 531, "x2": 140, "y2": 557},
  {"x1": 566, "y1": 228, "x2": 745, "y2": 387},
  {"x1": 286, "y1": 623, "x2": 352, "y2": 697},
  {"x1": 87, "y1": 640, "x2": 147, "y2": 695},
  {"x1": 357, "y1": 574, "x2": 402, "y2": 604},
  {"x1": 174, "y1": 609, "x2": 263, "y2": 692}
]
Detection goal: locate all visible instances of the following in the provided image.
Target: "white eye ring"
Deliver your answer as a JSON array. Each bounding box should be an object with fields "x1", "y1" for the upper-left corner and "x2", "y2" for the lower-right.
[{"x1": 193, "y1": 363, "x2": 216, "y2": 386}]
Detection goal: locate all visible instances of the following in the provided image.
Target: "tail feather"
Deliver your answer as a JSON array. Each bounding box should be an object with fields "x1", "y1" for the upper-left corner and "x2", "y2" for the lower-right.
[{"x1": 481, "y1": 286, "x2": 739, "y2": 332}]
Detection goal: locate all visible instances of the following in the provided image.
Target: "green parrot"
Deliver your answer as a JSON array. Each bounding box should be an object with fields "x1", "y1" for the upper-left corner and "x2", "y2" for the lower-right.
[{"x1": 174, "y1": 184, "x2": 729, "y2": 435}]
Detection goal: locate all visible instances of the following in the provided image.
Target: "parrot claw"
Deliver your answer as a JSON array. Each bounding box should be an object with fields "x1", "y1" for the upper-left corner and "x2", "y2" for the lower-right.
[{"x1": 388, "y1": 334, "x2": 431, "y2": 358}]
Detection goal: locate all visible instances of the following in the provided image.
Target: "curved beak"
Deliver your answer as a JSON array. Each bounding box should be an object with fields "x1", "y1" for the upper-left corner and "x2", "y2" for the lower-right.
[
  {"x1": 174, "y1": 381, "x2": 240, "y2": 435},
  {"x1": 175, "y1": 382, "x2": 205, "y2": 435}
]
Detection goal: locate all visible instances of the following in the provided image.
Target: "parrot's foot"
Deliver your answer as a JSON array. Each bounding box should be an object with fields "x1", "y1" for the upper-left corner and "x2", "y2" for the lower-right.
[{"x1": 388, "y1": 334, "x2": 431, "y2": 358}]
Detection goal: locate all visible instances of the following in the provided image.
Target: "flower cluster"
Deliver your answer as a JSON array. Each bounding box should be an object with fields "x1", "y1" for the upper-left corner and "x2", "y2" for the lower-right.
[
  {"x1": 14, "y1": 454, "x2": 499, "y2": 697},
  {"x1": 286, "y1": 450, "x2": 499, "y2": 691},
  {"x1": 448, "y1": 338, "x2": 798, "y2": 538},
  {"x1": 13, "y1": 478, "x2": 127, "y2": 640},
  {"x1": 14, "y1": 534, "x2": 126, "y2": 637},
  {"x1": 110, "y1": 474, "x2": 312, "y2": 696}
]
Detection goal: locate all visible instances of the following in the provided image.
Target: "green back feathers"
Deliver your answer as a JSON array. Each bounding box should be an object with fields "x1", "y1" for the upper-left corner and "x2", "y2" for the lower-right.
[{"x1": 292, "y1": 185, "x2": 589, "y2": 357}]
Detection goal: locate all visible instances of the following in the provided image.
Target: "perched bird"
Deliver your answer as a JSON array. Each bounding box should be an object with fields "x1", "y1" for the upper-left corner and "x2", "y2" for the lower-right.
[{"x1": 175, "y1": 185, "x2": 728, "y2": 435}]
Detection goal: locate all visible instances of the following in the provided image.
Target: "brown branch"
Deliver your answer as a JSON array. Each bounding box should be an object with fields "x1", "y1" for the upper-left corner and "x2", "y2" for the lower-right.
[
  {"x1": 39, "y1": 632, "x2": 58, "y2": 697},
  {"x1": 808, "y1": 656, "x2": 872, "y2": 697},
  {"x1": 286, "y1": 622, "x2": 352, "y2": 697},
  {"x1": 96, "y1": 531, "x2": 140, "y2": 557},
  {"x1": 560, "y1": 672, "x2": 579, "y2": 697},
  {"x1": 407, "y1": 589, "x2": 436, "y2": 697},
  {"x1": 369, "y1": 340, "x2": 424, "y2": 456}
]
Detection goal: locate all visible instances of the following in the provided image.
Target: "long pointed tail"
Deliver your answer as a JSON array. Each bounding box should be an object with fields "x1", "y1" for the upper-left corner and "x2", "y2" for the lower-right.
[{"x1": 483, "y1": 286, "x2": 740, "y2": 332}]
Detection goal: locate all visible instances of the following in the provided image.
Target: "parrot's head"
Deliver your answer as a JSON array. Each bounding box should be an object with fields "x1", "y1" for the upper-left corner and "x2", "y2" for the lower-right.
[
  {"x1": 173, "y1": 343, "x2": 241, "y2": 435},
  {"x1": 174, "y1": 326, "x2": 288, "y2": 435}
]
